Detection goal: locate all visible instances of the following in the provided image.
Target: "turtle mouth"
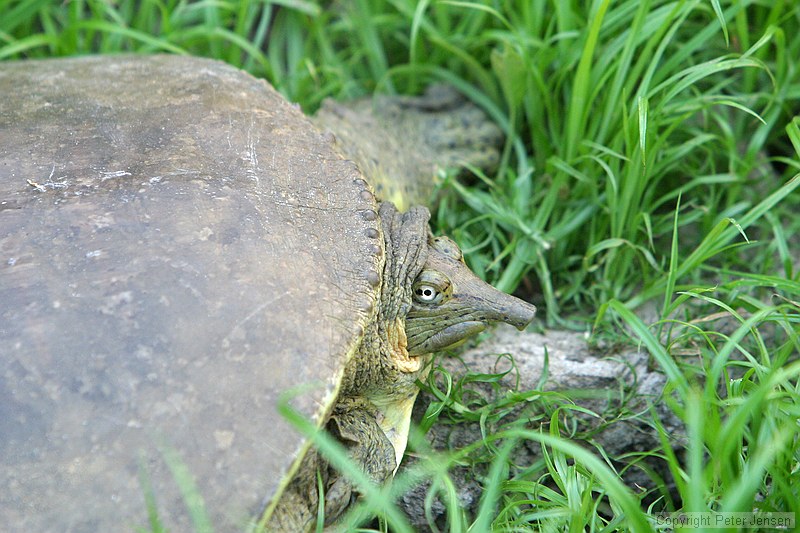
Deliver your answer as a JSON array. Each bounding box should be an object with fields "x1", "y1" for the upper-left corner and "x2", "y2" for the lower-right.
[{"x1": 408, "y1": 320, "x2": 486, "y2": 355}]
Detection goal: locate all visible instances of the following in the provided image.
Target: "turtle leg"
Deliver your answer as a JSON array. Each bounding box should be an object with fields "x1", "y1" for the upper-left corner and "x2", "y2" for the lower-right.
[
  {"x1": 313, "y1": 85, "x2": 504, "y2": 210},
  {"x1": 387, "y1": 85, "x2": 504, "y2": 174},
  {"x1": 263, "y1": 400, "x2": 396, "y2": 532},
  {"x1": 323, "y1": 398, "x2": 397, "y2": 525},
  {"x1": 264, "y1": 451, "x2": 324, "y2": 532}
]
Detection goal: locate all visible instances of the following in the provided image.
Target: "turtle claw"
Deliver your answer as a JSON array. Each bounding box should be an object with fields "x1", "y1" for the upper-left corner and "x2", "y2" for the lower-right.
[
  {"x1": 313, "y1": 84, "x2": 505, "y2": 209},
  {"x1": 388, "y1": 86, "x2": 504, "y2": 176}
]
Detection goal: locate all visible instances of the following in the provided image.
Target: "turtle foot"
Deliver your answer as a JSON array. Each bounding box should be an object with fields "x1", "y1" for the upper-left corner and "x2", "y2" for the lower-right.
[
  {"x1": 314, "y1": 85, "x2": 504, "y2": 210},
  {"x1": 386, "y1": 85, "x2": 504, "y2": 175}
]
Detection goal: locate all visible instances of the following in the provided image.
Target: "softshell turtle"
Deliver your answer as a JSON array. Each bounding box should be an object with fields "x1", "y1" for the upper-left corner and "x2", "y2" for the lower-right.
[{"x1": 0, "y1": 55, "x2": 535, "y2": 532}]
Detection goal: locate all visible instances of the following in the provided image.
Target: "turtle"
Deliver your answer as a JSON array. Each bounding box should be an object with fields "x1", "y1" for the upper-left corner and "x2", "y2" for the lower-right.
[{"x1": 0, "y1": 55, "x2": 536, "y2": 532}]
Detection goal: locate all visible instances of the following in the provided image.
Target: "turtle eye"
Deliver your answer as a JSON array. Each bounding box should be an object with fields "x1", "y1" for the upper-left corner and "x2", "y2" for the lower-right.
[
  {"x1": 414, "y1": 283, "x2": 441, "y2": 304},
  {"x1": 412, "y1": 271, "x2": 451, "y2": 305}
]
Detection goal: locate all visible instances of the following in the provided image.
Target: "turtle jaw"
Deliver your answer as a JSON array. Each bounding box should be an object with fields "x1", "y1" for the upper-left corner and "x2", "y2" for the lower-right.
[
  {"x1": 405, "y1": 292, "x2": 537, "y2": 356},
  {"x1": 404, "y1": 244, "x2": 537, "y2": 356},
  {"x1": 409, "y1": 320, "x2": 487, "y2": 354}
]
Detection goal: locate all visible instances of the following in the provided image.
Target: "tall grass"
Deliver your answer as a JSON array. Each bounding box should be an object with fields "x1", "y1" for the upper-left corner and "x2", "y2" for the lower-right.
[
  {"x1": 3, "y1": 1, "x2": 798, "y2": 531},
  {"x1": 3, "y1": 3, "x2": 799, "y2": 319}
]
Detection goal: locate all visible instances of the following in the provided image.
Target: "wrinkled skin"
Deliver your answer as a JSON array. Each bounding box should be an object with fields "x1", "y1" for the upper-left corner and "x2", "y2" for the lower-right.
[
  {"x1": 313, "y1": 85, "x2": 504, "y2": 211},
  {"x1": 265, "y1": 203, "x2": 536, "y2": 530},
  {"x1": 262, "y1": 85, "x2": 534, "y2": 531},
  {"x1": 0, "y1": 55, "x2": 528, "y2": 533}
]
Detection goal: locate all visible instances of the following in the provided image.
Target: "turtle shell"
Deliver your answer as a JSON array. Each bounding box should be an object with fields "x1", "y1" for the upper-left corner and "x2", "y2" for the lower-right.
[{"x1": 0, "y1": 55, "x2": 382, "y2": 532}]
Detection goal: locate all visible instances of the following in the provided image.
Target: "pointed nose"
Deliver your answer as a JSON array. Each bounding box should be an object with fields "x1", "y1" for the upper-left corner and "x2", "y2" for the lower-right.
[
  {"x1": 453, "y1": 273, "x2": 537, "y2": 332},
  {"x1": 485, "y1": 290, "x2": 537, "y2": 330}
]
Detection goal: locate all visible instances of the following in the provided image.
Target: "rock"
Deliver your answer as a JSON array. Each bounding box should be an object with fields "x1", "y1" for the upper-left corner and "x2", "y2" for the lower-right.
[{"x1": 401, "y1": 326, "x2": 684, "y2": 530}]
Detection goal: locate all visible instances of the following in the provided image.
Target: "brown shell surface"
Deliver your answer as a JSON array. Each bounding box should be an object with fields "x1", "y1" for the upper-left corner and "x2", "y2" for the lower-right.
[{"x1": 0, "y1": 55, "x2": 381, "y2": 532}]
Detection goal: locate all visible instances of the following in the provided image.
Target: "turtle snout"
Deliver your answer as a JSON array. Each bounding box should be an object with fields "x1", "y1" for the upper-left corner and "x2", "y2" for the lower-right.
[
  {"x1": 508, "y1": 300, "x2": 536, "y2": 331},
  {"x1": 487, "y1": 295, "x2": 537, "y2": 331}
]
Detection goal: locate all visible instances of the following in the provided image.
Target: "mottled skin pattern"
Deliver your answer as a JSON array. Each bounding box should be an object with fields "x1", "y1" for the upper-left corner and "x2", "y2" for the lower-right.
[
  {"x1": 262, "y1": 90, "x2": 533, "y2": 530},
  {"x1": 265, "y1": 200, "x2": 536, "y2": 531},
  {"x1": 263, "y1": 87, "x2": 533, "y2": 531},
  {"x1": 0, "y1": 56, "x2": 524, "y2": 533},
  {"x1": 313, "y1": 85, "x2": 504, "y2": 211},
  {"x1": 315, "y1": 95, "x2": 527, "y2": 488}
]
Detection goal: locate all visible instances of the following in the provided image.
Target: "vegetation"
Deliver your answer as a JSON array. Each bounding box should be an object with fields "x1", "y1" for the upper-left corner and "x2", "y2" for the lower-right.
[{"x1": 3, "y1": 0, "x2": 798, "y2": 531}]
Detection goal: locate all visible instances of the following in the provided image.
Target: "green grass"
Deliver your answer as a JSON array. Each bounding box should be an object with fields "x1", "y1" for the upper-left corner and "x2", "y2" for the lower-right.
[{"x1": 4, "y1": 0, "x2": 799, "y2": 531}]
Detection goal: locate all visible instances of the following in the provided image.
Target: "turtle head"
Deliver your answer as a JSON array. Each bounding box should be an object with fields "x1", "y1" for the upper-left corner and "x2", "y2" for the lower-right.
[{"x1": 405, "y1": 235, "x2": 537, "y2": 356}]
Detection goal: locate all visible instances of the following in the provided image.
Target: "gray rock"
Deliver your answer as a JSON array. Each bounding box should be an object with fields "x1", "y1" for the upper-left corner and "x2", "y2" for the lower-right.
[{"x1": 401, "y1": 326, "x2": 684, "y2": 529}]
